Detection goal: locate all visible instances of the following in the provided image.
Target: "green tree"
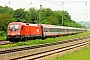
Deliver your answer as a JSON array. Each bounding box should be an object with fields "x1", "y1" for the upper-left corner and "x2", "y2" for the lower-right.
[
  {"x1": 14, "y1": 8, "x2": 26, "y2": 21},
  {"x1": 41, "y1": 8, "x2": 53, "y2": 22},
  {"x1": 0, "y1": 13, "x2": 14, "y2": 31},
  {"x1": 47, "y1": 16, "x2": 59, "y2": 25},
  {"x1": 0, "y1": 6, "x2": 14, "y2": 14},
  {"x1": 27, "y1": 8, "x2": 37, "y2": 23},
  {"x1": 53, "y1": 10, "x2": 62, "y2": 25}
]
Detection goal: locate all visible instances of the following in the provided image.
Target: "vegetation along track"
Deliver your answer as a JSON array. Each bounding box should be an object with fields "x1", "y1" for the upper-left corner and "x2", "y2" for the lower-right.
[
  {"x1": 0, "y1": 36, "x2": 90, "y2": 60},
  {"x1": 0, "y1": 40, "x2": 13, "y2": 45}
]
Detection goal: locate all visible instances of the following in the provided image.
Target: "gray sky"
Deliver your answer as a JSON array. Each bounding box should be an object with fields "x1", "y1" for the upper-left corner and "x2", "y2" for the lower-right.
[{"x1": 0, "y1": 0, "x2": 90, "y2": 22}]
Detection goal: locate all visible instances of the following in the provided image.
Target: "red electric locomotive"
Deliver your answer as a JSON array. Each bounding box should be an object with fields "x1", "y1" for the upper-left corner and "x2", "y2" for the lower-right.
[{"x1": 7, "y1": 22, "x2": 43, "y2": 42}]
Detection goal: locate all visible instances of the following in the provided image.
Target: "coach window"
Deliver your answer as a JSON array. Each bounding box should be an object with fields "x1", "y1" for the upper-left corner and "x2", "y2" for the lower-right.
[{"x1": 21, "y1": 25, "x2": 24, "y2": 30}]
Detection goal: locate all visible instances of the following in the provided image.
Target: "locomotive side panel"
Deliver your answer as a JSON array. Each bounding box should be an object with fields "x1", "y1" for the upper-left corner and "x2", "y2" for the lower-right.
[
  {"x1": 30, "y1": 26, "x2": 42, "y2": 37},
  {"x1": 20, "y1": 24, "x2": 43, "y2": 40}
]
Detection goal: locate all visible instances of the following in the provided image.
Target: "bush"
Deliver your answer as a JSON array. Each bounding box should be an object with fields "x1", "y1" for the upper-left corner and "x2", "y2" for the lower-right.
[{"x1": 0, "y1": 31, "x2": 6, "y2": 36}]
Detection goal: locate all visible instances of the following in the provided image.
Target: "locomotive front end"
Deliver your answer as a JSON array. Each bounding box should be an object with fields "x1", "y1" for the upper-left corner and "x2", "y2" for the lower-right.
[{"x1": 7, "y1": 22, "x2": 22, "y2": 42}]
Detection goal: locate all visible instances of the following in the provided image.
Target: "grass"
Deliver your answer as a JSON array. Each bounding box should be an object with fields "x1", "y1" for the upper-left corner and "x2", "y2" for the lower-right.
[
  {"x1": 0, "y1": 36, "x2": 6, "y2": 40},
  {"x1": 51, "y1": 44, "x2": 90, "y2": 60},
  {"x1": 0, "y1": 31, "x2": 6, "y2": 40},
  {"x1": 0, "y1": 32, "x2": 90, "y2": 49}
]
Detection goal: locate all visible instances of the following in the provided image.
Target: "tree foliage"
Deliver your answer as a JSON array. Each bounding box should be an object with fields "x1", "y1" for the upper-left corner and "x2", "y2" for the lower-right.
[
  {"x1": 0, "y1": 6, "x2": 86, "y2": 31},
  {"x1": 0, "y1": 13, "x2": 14, "y2": 31}
]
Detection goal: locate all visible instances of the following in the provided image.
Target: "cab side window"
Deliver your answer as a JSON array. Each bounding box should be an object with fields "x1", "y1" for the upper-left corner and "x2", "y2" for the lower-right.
[{"x1": 21, "y1": 25, "x2": 24, "y2": 30}]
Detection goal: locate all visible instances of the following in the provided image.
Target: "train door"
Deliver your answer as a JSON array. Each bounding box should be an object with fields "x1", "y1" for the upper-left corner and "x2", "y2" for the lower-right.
[{"x1": 25, "y1": 25, "x2": 30, "y2": 36}]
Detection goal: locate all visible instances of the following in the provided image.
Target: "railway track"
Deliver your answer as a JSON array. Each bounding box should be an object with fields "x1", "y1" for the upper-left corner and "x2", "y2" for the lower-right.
[
  {"x1": 0, "y1": 36, "x2": 88, "y2": 54},
  {"x1": 0, "y1": 40, "x2": 13, "y2": 45},
  {"x1": 0, "y1": 36, "x2": 90, "y2": 60},
  {"x1": 13, "y1": 41, "x2": 88, "y2": 60},
  {"x1": 0, "y1": 40, "x2": 6, "y2": 41}
]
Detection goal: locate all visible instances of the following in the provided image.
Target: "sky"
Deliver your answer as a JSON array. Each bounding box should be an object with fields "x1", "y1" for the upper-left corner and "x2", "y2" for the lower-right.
[{"x1": 0, "y1": 0, "x2": 90, "y2": 22}]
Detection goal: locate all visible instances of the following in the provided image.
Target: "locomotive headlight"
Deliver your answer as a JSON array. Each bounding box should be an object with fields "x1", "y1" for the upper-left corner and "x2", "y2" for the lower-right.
[
  {"x1": 18, "y1": 32, "x2": 20, "y2": 35},
  {"x1": 7, "y1": 33, "x2": 9, "y2": 35}
]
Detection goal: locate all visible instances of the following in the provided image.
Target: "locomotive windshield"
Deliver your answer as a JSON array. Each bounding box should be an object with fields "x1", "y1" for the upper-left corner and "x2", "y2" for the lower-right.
[{"x1": 9, "y1": 25, "x2": 19, "y2": 31}]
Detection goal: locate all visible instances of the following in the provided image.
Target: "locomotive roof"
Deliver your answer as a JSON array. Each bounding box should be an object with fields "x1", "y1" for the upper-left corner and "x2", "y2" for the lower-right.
[
  {"x1": 9, "y1": 22, "x2": 24, "y2": 25},
  {"x1": 9, "y1": 22, "x2": 39, "y2": 26}
]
